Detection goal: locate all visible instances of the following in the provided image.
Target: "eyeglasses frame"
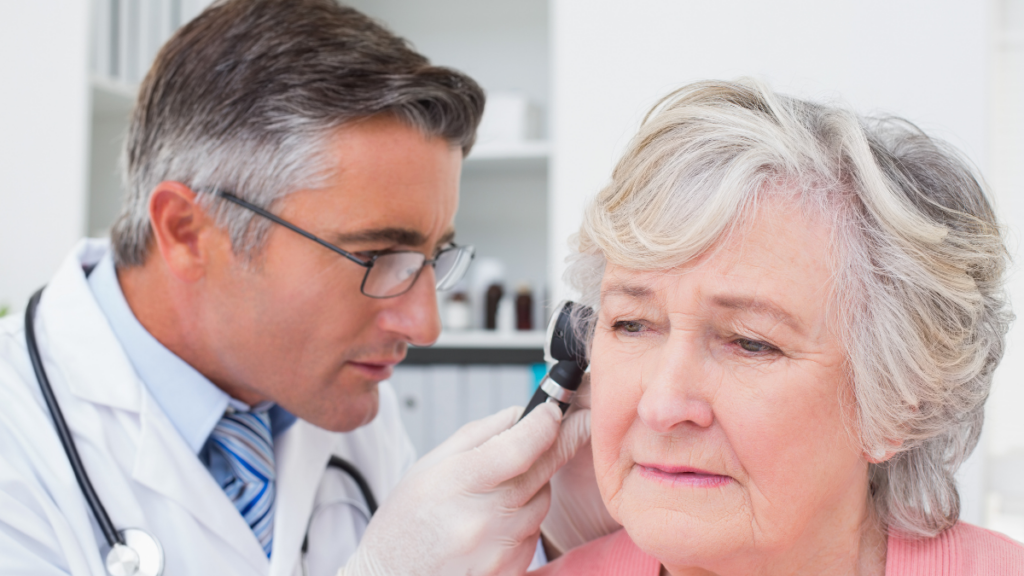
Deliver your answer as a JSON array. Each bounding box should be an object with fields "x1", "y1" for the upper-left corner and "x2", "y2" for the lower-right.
[{"x1": 212, "y1": 190, "x2": 470, "y2": 299}]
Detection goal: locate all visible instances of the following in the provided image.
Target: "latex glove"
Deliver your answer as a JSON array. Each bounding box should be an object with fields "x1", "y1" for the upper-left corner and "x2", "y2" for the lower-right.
[
  {"x1": 541, "y1": 374, "x2": 621, "y2": 556},
  {"x1": 341, "y1": 402, "x2": 591, "y2": 576}
]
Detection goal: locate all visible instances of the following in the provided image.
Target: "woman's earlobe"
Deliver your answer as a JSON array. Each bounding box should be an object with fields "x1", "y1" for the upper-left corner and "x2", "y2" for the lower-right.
[{"x1": 864, "y1": 441, "x2": 902, "y2": 464}]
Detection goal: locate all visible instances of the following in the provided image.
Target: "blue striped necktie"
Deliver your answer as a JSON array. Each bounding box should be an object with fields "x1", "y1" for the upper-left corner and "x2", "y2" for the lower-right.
[{"x1": 210, "y1": 409, "x2": 276, "y2": 557}]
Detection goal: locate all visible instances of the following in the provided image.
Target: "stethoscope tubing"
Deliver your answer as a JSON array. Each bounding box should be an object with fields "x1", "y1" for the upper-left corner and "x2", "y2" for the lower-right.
[
  {"x1": 326, "y1": 456, "x2": 378, "y2": 515},
  {"x1": 25, "y1": 287, "x2": 125, "y2": 548},
  {"x1": 26, "y1": 285, "x2": 378, "y2": 570}
]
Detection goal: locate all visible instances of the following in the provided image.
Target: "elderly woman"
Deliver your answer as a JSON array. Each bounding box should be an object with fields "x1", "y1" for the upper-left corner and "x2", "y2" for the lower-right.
[{"x1": 536, "y1": 80, "x2": 1024, "y2": 575}]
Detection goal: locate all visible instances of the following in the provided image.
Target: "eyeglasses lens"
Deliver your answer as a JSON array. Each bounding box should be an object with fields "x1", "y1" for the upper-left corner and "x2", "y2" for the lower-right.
[
  {"x1": 434, "y1": 246, "x2": 474, "y2": 291},
  {"x1": 362, "y1": 246, "x2": 475, "y2": 298},
  {"x1": 363, "y1": 252, "x2": 426, "y2": 297}
]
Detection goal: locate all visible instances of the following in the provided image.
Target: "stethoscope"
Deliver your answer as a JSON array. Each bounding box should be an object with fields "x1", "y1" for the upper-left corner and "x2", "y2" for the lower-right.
[{"x1": 25, "y1": 288, "x2": 377, "y2": 576}]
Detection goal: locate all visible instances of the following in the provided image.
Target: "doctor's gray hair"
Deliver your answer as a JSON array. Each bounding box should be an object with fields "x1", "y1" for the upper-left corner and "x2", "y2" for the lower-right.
[
  {"x1": 566, "y1": 79, "x2": 1011, "y2": 538},
  {"x1": 111, "y1": 0, "x2": 484, "y2": 267}
]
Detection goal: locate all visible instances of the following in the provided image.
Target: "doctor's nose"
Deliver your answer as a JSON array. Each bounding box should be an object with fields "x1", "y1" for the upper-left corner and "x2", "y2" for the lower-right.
[{"x1": 376, "y1": 266, "x2": 442, "y2": 347}]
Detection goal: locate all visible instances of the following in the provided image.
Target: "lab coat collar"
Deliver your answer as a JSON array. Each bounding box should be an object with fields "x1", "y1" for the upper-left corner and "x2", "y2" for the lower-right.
[
  {"x1": 39, "y1": 240, "x2": 274, "y2": 571},
  {"x1": 36, "y1": 239, "x2": 141, "y2": 412},
  {"x1": 134, "y1": 383, "x2": 271, "y2": 573},
  {"x1": 270, "y1": 420, "x2": 337, "y2": 576},
  {"x1": 86, "y1": 251, "x2": 234, "y2": 453}
]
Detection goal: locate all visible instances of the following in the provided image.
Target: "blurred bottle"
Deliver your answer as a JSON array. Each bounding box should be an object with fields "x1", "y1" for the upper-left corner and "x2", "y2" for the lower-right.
[
  {"x1": 445, "y1": 292, "x2": 471, "y2": 330},
  {"x1": 516, "y1": 284, "x2": 533, "y2": 331},
  {"x1": 485, "y1": 283, "x2": 504, "y2": 330},
  {"x1": 497, "y1": 297, "x2": 515, "y2": 334},
  {"x1": 472, "y1": 257, "x2": 505, "y2": 329}
]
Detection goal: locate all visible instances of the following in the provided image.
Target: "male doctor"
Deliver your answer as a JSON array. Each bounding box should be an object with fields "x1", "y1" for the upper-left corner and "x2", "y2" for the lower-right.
[{"x1": 0, "y1": 1, "x2": 600, "y2": 574}]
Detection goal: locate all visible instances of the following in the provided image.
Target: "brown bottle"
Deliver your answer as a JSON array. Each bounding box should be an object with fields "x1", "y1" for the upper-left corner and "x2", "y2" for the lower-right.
[
  {"x1": 516, "y1": 284, "x2": 533, "y2": 330},
  {"x1": 485, "y1": 283, "x2": 504, "y2": 330}
]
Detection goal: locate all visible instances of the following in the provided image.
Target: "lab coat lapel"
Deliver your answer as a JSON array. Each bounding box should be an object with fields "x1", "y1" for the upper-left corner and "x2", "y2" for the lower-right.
[
  {"x1": 40, "y1": 241, "x2": 269, "y2": 572},
  {"x1": 133, "y1": 387, "x2": 271, "y2": 573},
  {"x1": 269, "y1": 420, "x2": 336, "y2": 576},
  {"x1": 37, "y1": 239, "x2": 141, "y2": 412}
]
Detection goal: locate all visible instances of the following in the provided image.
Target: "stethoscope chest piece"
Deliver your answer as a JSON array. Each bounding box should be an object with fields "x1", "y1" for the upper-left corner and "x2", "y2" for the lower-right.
[{"x1": 105, "y1": 529, "x2": 164, "y2": 576}]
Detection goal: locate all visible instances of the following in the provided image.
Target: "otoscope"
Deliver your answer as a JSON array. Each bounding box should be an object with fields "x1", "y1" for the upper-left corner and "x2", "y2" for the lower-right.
[{"x1": 518, "y1": 301, "x2": 593, "y2": 422}]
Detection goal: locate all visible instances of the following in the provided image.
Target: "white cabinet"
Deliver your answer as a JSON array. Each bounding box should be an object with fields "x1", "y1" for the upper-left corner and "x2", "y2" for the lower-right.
[{"x1": 390, "y1": 364, "x2": 536, "y2": 457}]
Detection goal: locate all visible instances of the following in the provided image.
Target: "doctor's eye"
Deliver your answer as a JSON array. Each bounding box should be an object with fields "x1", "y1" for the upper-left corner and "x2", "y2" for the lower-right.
[
  {"x1": 612, "y1": 320, "x2": 645, "y2": 334},
  {"x1": 352, "y1": 250, "x2": 383, "y2": 261}
]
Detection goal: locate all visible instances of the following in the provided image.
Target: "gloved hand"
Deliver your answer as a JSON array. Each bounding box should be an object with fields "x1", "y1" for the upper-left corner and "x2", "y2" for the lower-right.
[
  {"x1": 340, "y1": 402, "x2": 591, "y2": 576},
  {"x1": 541, "y1": 375, "x2": 621, "y2": 557}
]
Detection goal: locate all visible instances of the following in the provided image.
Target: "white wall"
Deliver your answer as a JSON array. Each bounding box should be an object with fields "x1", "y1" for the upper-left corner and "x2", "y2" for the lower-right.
[
  {"x1": 986, "y1": 0, "x2": 1024, "y2": 539},
  {"x1": 550, "y1": 0, "x2": 997, "y2": 525},
  {"x1": 0, "y1": 2, "x2": 92, "y2": 312}
]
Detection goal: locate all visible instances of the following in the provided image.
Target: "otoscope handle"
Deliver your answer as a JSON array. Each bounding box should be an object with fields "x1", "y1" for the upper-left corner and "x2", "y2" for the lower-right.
[
  {"x1": 522, "y1": 386, "x2": 568, "y2": 419},
  {"x1": 517, "y1": 360, "x2": 585, "y2": 422}
]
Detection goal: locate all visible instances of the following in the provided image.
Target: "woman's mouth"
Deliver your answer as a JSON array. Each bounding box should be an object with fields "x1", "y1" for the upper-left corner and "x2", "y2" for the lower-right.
[{"x1": 636, "y1": 464, "x2": 732, "y2": 488}]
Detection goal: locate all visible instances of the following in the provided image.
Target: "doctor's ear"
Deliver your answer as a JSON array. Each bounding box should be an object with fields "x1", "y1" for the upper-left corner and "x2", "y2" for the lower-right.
[{"x1": 147, "y1": 182, "x2": 224, "y2": 282}]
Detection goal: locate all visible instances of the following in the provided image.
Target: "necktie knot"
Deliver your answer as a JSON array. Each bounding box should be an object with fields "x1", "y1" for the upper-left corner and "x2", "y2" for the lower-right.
[{"x1": 210, "y1": 409, "x2": 276, "y2": 557}]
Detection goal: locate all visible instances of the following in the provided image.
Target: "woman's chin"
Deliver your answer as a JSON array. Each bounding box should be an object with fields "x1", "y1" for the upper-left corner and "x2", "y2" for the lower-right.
[{"x1": 617, "y1": 474, "x2": 753, "y2": 569}]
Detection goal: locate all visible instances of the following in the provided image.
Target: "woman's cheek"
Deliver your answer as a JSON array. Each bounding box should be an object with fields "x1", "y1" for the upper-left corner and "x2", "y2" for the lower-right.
[{"x1": 590, "y1": 345, "x2": 643, "y2": 523}]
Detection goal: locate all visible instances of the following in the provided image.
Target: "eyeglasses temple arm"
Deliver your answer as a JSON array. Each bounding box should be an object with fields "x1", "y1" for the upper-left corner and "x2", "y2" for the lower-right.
[{"x1": 213, "y1": 191, "x2": 371, "y2": 268}]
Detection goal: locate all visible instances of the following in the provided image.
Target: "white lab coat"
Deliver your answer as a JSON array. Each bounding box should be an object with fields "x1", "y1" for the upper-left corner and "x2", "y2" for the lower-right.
[{"x1": 0, "y1": 240, "x2": 417, "y2": 575}]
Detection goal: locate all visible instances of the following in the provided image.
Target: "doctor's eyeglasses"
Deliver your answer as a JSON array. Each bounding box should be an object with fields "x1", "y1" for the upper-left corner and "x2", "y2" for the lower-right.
[{"x1": 213, "y1": 191, "x2": 474, "y2": 299}]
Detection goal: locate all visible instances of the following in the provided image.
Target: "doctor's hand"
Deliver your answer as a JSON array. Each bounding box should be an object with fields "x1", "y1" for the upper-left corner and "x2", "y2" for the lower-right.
[
  {"x1": 541, "y1": 375, "x2": 621, "y2": 558},
  {"x1": 340, "y1": 402, "x2": 591, "y2": 576}
]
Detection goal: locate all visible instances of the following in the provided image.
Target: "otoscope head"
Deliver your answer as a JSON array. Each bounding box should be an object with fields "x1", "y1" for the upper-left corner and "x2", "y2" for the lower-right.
[
  {"x1": 518, "y1": 301, "x2": 595, "y2": 422},
  {"x1": 547, "y1": 359, "x2": 585, "y2": 390},
  {"x1": 544, "y1": 301, "x2": 591, "y2": 369}
]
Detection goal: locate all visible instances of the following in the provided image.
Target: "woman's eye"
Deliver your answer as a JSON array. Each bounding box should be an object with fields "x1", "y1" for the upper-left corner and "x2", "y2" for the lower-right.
[
  {"x1": 613, "y1": 320, "x2": 645, "y2": 333},
  {"x1": 735, "y1": 338, "x2": 774, "y2": 353}
]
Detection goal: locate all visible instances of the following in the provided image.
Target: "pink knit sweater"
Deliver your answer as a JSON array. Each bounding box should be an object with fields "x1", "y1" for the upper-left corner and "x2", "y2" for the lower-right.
[{"x1": 532, "y1": 523, "x2": 1024, "y2": 575}]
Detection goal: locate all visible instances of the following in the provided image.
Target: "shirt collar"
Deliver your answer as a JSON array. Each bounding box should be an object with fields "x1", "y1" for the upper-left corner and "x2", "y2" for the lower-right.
[{"x1": 88, "y1": 250, "x2": 295, "y2": 452}]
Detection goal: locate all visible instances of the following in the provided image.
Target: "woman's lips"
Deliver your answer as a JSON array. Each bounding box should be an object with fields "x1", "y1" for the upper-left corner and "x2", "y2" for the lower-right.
[{"x1": 636, "y1": 463, "x2": 732, "y2": 488}]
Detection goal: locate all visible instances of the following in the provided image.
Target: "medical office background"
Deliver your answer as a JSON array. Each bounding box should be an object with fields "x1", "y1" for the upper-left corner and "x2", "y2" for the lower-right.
[{"x1": 1, "y1": 0, "x2": 1023, "y2": 540}]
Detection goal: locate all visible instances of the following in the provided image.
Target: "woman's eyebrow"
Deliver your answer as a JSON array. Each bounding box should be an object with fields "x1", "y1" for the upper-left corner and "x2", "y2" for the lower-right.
[
  {"x1": 709, "y1": 294, "x2": 803, "y2": 333},
  {"x1": 602, "y1": 283, "x2": 655, "y2": 301}
]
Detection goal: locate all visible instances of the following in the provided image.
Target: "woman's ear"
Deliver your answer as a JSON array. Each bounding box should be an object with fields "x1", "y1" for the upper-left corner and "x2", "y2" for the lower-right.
[{"x1": 864, "y1": 441, "x2": 903, "y2": 464}]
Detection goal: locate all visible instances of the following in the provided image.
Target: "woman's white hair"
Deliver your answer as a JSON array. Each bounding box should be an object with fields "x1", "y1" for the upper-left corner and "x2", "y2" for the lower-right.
[{"x1": 566, "y1": 79, "x2": 1011, "y2": 538}]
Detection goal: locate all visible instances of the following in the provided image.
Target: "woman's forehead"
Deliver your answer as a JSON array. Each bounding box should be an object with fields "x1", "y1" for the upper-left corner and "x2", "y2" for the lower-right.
[{"x1": 600, "y1": 201, "x2": 834, "y2": 330}]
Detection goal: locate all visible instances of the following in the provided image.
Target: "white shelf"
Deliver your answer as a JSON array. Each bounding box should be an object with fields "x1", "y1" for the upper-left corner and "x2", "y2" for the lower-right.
[
  {"x1": 463, "y1": 141, "x2": 549, "y2": 173},
  {"x1": 427, "y1": 329, "x2": 546, "y2": 349},
  {"x1": 467, "y1": 140, "x2": 549, "y2": 160}
]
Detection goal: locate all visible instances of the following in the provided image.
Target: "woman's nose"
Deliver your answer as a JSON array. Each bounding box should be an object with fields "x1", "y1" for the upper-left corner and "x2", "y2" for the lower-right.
[
  {"x1": 377, "y1": 266, "x2": 442, "y2": 346},
  {"x1": 636, "y1": 337, "x2": 714, "y2": 433}
]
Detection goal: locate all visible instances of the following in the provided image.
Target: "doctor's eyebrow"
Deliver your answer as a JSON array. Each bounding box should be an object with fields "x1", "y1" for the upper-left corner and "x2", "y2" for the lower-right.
[
  {"x1": 435, "y1": 229, "x2": 456, "y2": 248},
  {"x1": 328, "y1": 228, "x2": 456, "y2": 251}
]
